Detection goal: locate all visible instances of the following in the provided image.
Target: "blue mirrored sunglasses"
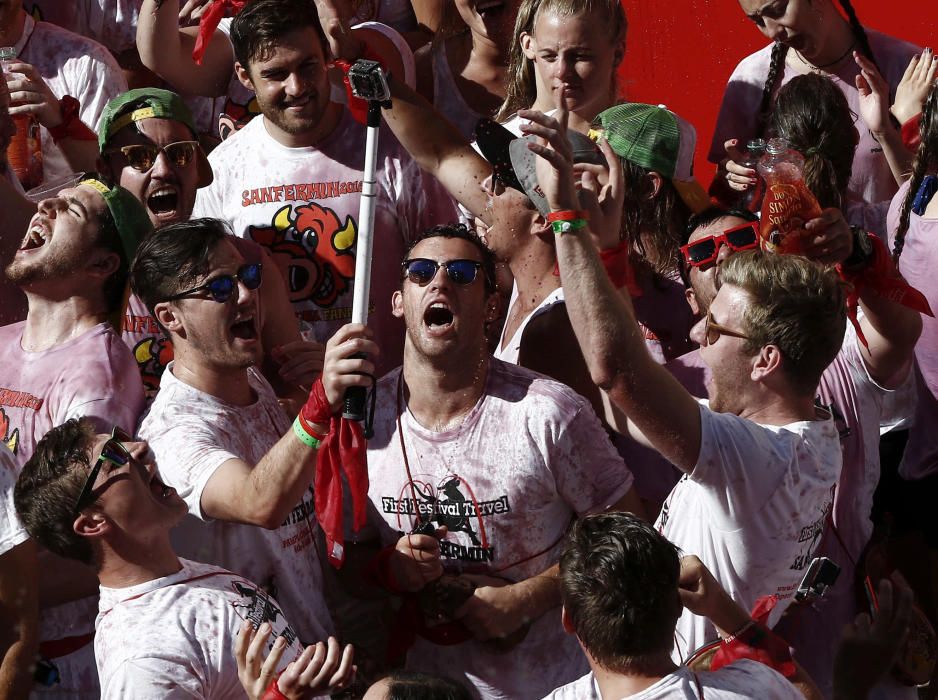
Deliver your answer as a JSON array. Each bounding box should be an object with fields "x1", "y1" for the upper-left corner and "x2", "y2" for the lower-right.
[{"x1": 164, "y1": 263, "x2": 263, "y2": 303}]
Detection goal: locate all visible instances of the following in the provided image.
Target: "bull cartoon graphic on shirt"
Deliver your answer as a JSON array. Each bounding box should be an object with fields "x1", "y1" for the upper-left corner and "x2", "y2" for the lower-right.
[
  {"x1": 0, "y1": 408, "x2": 19, "y2": 455},
  {"x1": 230, "y1": 581, "x2": 299, "y2": 649},
  {"x1": 248, "y1": 203, "x2": 357, "y2": 309}
]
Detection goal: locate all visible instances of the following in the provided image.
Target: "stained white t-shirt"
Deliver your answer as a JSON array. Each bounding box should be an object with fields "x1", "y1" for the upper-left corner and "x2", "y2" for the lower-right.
[
  {"x1": 366, "y1": 359, "x2": 635, "y2": 700},
  {"x1": 656, "y1": 402, "x2": 842, "y2": 661},
  {"x1": 542, "y1": 661, "x2": 802, "y2": 700},
  {"x1": 495, "y1": 287, "x2": 565, "y2": 364},
  {"x1": 192, "y1": 110, "x2": 457, "y2": 375},
  {"x1": 709, "y1": 29, "x2": 919, "y2": 208},
  {"x1": 0, "y1": 444, "x2": 27, "y2": 557},
  {"x1": 138, "y1": 364, "x2": 333, "y2": 645},
  {"x1": 12, "y1": 14, "x2": 128, "y2": 185},
  {"x1": 96, "y1": 558, "x2": 306, "y2": 700}
]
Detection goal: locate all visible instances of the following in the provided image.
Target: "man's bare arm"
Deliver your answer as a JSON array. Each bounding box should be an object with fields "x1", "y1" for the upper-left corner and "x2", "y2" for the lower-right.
[{"x1": 0, "y1": 539, "x2": 38, "y2": 700}]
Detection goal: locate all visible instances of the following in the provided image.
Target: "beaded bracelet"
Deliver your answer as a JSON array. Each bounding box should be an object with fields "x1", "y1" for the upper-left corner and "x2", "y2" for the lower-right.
[{"x1": 292, "y1": 416, "x2": 322, "y2": 450}]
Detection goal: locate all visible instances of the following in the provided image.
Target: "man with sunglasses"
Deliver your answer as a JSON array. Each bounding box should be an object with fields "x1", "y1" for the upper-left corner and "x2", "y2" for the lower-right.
[
  {"x1": 358, "y1": 224, "x2": 640, "y2": 699},
  {"x1": 98, "y1": 87, "x2": 324, "y2": 406},
  {"x1": 672, "y1": 207, "x2": 923, "y2": 696},
  {"x1": 13, "y1": 418, "x2": 355, "y2": 699},
  {"x1": 131, "y1": 220, "x2": 437, "y2": 674},
  {"x1": 526, "y1": 104, "x2": 850, "y2": 663},
  {"x1": 0, "y1": 174, "x2": 150, "y2": 697}
]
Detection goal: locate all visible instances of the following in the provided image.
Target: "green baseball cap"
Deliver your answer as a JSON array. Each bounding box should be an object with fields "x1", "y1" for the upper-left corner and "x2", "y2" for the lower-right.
[
  {"x1": 592, "y1": 103, "x2": 710, "y2": 214},
  {"x1": 79, "y1": 175, "x2": 154, "y2": 263},
  {"x1": 98, "y1": 88, "x2": 213, "y2": 188}
]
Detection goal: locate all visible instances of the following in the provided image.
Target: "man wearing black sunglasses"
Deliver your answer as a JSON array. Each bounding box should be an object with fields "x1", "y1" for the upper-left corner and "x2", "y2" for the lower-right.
[
  {"x1": 131, "y1": 221, "x2": 437, "y2": 674},
  {"x1": 356, "y1": 224, "x2": 640, "y2": 699},
  {"x1": 13, "y1": 418, "x2": 355, "y2": 699}
]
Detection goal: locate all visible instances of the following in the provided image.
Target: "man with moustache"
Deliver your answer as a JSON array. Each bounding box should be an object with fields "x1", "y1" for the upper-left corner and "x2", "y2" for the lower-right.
[
  {"x1": 191, "y1": 0, "x2": 455, "y2": 375},
  {"x1": 0, "y1": 175, "x2": 148, "y2": 697}
]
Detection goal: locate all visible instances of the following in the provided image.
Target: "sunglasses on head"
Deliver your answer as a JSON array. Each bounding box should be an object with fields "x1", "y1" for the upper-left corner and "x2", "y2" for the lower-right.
[
  {"x1": 681, "y1": 221, "x2": 759, "y2": 268},
  {"x1": 72, "y1": 426, "x2": 134, "y2": 517},
  {"x1": 108, "y1": 140, "x2": 199, "y2": 172},
  {"x1": 164, "y1": 263, "x2": 263, "y2": 303},
  {"x1": 401, "y1": 258, "x2": 483, "y2": 286}
]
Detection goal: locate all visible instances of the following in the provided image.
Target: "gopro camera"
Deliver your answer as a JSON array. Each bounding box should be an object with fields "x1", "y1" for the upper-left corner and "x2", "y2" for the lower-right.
[
  {"x1": 794, "y1": 556, "x2": 841, "y2": 602},
  {"x1": 347, "y1": 59, "x2": 390, "y2": 102}
]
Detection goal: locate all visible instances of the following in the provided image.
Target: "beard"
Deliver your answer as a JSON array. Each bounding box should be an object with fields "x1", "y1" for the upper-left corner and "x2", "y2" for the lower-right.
[{"x1": 4, "y1": 248, "x2": 76, "y2": 287}]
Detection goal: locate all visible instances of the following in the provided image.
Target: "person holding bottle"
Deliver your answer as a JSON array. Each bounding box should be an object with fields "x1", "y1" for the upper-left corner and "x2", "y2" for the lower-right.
[{"x1": 710, "y1": 0, "x2": 918, "y2": 211}]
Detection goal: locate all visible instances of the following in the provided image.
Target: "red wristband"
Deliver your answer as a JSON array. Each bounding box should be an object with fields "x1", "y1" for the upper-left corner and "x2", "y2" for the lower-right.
[
  {"x1": 296, "y1": 412, "x2": 328, "y2": 441},
  {"x1": 261, "y1": 673, "x2": 288, "y2": 700},
  {"x1": 547, "y1": 210, "x2": 590, "y2": 223},
  {"x1": 47, "y1": 96, "x2": 96, "y2": 144}
]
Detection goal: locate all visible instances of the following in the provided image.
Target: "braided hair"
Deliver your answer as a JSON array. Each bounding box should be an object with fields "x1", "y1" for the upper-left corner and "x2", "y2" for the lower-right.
[
  {"x1": 893, "y1": 82, "x2": 938, "y2": 263},
  {"x1": 756, "y1": 0, "x2": 878, "y2": 136}
]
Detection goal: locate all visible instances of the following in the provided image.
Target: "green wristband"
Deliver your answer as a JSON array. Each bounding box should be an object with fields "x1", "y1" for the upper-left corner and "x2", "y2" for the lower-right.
[
  {"x1": 292, "y1": 416, "x2": 322, "y2": 450},
  {"x1": 551, "y1": 219, "x2": 588, "y2": 235}
]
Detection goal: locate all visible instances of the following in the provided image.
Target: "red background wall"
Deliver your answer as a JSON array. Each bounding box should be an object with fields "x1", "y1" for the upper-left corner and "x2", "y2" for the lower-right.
[{"x1": 619, "y1": 0, "x2": 938, "y2": 187}]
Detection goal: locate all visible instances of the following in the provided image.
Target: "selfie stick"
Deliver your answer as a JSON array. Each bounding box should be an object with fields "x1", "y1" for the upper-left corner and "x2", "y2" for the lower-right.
[{"x1": 343, "y1": 61, "x2": 390, "y2": 421}]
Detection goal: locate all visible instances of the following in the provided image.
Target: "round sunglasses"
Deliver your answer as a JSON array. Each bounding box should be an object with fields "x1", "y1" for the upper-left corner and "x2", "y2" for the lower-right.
[
  {"x1": 163, "y1": 263, "x2": 263, "y2": 303},
  {"x1": 681, "y1": 221, "x2": 759, "y2": 268},
  {"x1": 107, "y1": 140, "x2": 199, "y2": 172},
  {"x1": 401, "y1": 258, "x2": 483, "y2": 286}
]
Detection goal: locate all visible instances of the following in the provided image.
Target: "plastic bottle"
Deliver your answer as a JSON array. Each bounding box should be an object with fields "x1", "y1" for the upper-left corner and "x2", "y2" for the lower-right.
[
  {"x1": 757, "y1": 138, "x2": 822, "y2": 255},
  {"x1": 1, "y1": 46, "x2": 42, "y2": 190},
  {"x1": 737, "y1": 138, "x2": 766, "y2": 213}
]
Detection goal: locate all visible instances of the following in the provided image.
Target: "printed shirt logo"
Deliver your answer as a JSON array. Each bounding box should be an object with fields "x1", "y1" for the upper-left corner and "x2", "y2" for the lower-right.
[
  {"x1": 218, "y1": 96, "x2": 261, "y2": 141},
  {"x1": 248, "y1": 203, "x2": 357, "y2": 313},
  {"x1": 122, "y1": 312, "x2": 174, "y2": 397},
  {"x1": 230, "y1": 580, "x2": 299, "y2": 649},
  {"x1": 0, "y1": 407, "x2": 20, "y2": 455},
  {"x1": 382, "y1": 475, "x2": 511, "y2": 565}
]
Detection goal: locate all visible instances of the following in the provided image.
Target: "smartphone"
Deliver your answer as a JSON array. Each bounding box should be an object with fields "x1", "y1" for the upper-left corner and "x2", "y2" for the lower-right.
[{"x1": 794, "y1": 556, "x2": 841, "y2": 602}]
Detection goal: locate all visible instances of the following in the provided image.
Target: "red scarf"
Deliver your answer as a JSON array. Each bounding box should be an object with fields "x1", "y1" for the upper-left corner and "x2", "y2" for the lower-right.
[{"x1": 192, "y1": 0, "x2": 249, "y2": 65}]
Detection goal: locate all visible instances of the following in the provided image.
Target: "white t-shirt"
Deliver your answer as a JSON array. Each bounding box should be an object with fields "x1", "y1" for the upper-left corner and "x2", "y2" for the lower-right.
[
  {"x1": 0, "y1": 444, "x2": 27, "y2": 557},
  {"x1": 12, "y1": 14, "x2": 128, "y2": 185},
  {"x1": 366, "y1": 359, "x2": 635, "y2": 700},
  {"x1": 138, "y1": 364, "x2": 333, "y2": 645},
  {"x1": 656, "y1": 402, "x2": 842, "y2": 661},
  {"x1": 96, "y1": 558, "x2": 306, "y2": 700},
  {"x1": 192, "y1": 111, "x2": 457, "y2": 375},
  {"x1": 495, "y1": 287, "x2": 565, "y2": 364},
  {"x1": 543, "y1": 661, "x2": 802, "y2": 700},
  {"x1": 709, "y1": 29, "x2": 919, "y2": 208}
]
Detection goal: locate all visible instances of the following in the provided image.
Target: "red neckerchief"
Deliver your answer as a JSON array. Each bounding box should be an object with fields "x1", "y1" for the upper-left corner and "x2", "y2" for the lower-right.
[
  {"x1": 552, "y1": 241, "x2": 643, "y2": 297},
  {"x1": 301, "y1": 378, "x2": 369, "y2": 569},
  {"x1": 192, "y1": 0, "x2": 248, "y2": 65},
  {"x1": 710, "y1": 595, "x2": 796, "y2": 678},
  {"x1": 838, "y1": 232, "x2": 934, "y2": 348}
]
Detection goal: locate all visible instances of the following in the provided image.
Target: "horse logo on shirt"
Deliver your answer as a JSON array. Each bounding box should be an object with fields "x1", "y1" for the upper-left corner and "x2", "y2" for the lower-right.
[{"x1": 248, "y1": 203, "x2": 357, "y2": 308}]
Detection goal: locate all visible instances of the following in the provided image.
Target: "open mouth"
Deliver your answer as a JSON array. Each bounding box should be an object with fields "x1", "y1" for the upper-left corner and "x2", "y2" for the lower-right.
[
  {"x1": 231, "y1": 317, "x2": 258, "y2": 341},
  {"x1": 149, "y1": 472, "x2": 177, "y2": 500},
  {"x1": 146, "y1": 187, "x2": 180, "y2": 219},
  {"x1": 424, "y1": 302, "x2": 455, "y2": 332},
  {"x1": 19, "y1": 223, "x2": 47, "y2": 251}
]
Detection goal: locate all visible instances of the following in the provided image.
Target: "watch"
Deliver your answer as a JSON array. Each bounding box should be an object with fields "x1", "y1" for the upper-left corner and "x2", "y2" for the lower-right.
[{"x1": 842, "y1": 226, "x2": 874, "y2": 271}]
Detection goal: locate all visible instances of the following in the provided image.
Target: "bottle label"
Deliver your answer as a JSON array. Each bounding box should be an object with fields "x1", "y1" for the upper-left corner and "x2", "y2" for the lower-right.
[{"x1": 760, "y1": 182, "x2": 819, "y2": 255}]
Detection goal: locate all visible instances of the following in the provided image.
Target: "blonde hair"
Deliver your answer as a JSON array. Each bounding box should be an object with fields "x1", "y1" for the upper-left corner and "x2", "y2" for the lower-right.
[
  {"x1": 495, "y1": 0, "x2": 627, "y2": 122},
  {"x1": 720, "y1": 251, "x2": 846, "y2": 396}
]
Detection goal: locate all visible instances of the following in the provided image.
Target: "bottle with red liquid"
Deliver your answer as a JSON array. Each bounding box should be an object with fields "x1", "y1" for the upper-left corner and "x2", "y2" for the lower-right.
[
  {"x1": 756, "y1": 138, "x2": 822, "y2": 255},
  {"x1": 736, "y1": 138, "x2": 766, "y2": 213},
  {"x1": 1, "y1": 46, "x2": 42, "y2": 190}
]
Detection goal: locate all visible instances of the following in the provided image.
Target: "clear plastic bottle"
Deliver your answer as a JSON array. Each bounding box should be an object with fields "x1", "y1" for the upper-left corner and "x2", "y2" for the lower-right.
[
  {"x1": 737, "y1": 138, "x2": 766, "y2": 213},
  {"x1": 757, "y1": 137, "x2": 822, "y2": 254},
  {"x1": 1, "y1": 46, "x2": 43, "y2": 190}
]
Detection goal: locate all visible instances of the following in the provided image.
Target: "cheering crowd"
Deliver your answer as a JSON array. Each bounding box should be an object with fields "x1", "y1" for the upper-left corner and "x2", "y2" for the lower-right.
[{"x1": 0, "y1": 0, "x2": 937, "y2": 698}]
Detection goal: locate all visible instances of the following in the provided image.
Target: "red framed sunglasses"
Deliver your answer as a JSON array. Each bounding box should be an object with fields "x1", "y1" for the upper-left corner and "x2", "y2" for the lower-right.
[{"x1": 681, "y1": 221, "x2": 759, "y2": 268}]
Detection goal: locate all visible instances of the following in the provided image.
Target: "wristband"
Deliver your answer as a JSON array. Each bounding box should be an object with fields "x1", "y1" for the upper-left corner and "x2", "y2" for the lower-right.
[
  {"x1": 261, "y1": 673, "x2": 288, "y2": 700},
  {"x1": 292, "y1": 416, "x2": 322, "y2": 450},
  {"x1": 551, "y1": 219, "x2": 588, "y2": 235},
  {"x1": 47, "y1": 96, "x2": 96, "y2": 144},
  {"x1": 296, "y1": 412, "x2": 328, "y2": 441},
  {"x1": 546, "y1": 210, "x2": 589, "y2": 223}
]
